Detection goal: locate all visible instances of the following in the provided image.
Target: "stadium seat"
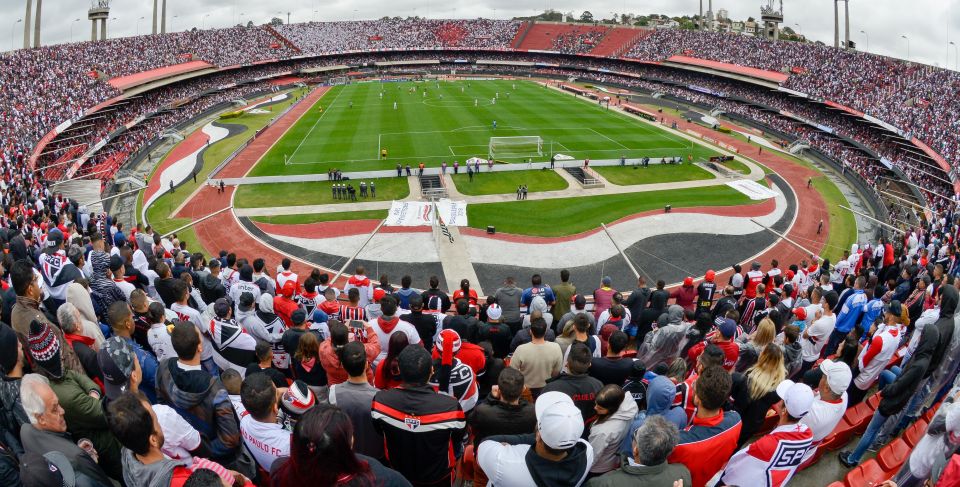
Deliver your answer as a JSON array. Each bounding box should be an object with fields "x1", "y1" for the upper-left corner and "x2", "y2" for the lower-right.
[
  {"x1": 820, "y1": 418, "x2": 857, "y2": 451},
  {"x1": 845, "y1": 402, "x2": 875, "y2": 435},
  {"x1": 622, "y1": 350, "x2": 637, "y2": 358},
  {"x1": 760, "y1": 404, "x2": 781, "y2": 434},
  {"x1": 867, "y1": 392, "x2": 880, "y2": 411},
  {"x1": 876, "y1": 438, "x2": 911, "y2": 474},
  {"x1": 903, "y1": 419, "x2": 928, "y2": 448},
  {"x1": 843, "y1": 459, "x2": 887, "y2": 487}
]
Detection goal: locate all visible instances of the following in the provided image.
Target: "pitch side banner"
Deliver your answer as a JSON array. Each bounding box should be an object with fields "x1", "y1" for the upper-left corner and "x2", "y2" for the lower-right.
[
  {"x1": 726, "y1": 180, "x2": 778, "y2": 201},
  {"x1": 386, "y1": 201, "x2": 468, "y2": 227}
]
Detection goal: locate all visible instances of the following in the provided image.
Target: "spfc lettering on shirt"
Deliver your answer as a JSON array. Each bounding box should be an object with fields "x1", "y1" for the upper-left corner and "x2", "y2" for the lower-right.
[{"x1": 404, "y1": 416, "x2": 421, "y2": 430}]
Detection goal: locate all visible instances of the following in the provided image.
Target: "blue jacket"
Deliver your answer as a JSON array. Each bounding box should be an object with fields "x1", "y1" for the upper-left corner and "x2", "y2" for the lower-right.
[
  {"x1": 520, "y1": 285, "x2": 556, "y2": 307},
  {"x1": 124, "y1": 336, "x2": 158, "y2": 403},
  {"x1": 834, "y1": 289, "x2": 867, "y2": 333}
]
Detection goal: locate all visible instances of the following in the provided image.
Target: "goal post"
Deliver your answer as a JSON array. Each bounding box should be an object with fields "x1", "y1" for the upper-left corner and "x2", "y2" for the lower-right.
[
  {"x1": 488, "y1": 136, "x2": 544, "y2": 160},
  {"x1": 329, "y1": 76, "x2": 349, "y2": 86}
]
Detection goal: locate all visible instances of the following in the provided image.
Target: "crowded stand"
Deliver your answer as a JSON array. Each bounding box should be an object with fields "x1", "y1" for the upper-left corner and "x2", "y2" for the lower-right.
[
  {"x1": 1, "y1": 15, "x2": 960, "y2": 487},
  {"x1": 550, "y1": 28, "x2": 607, "y2": 55},
  {"x1": 0, "y1": 185, "x2": 958, "y2": 486}
]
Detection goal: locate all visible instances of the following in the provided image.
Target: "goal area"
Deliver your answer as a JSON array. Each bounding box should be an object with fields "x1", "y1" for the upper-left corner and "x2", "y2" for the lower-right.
[{"x1": 488, "y1": 136, "x2": 543, "y2": 160}]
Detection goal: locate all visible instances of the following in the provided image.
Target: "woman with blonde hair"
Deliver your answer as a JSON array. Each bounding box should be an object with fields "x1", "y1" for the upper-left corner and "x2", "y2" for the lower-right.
[
  {"x1": 730, "y1": 343, "x2": 786, "y2": 445},
  {"x1": 735, "y1": 317, "x2": 777, "y2": 372}
]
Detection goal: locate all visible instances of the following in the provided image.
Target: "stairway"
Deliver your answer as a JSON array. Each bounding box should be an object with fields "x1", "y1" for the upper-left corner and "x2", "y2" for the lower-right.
[
  {"x1": 419, "y1": 175, "x2": 447, "y2": 199},
  {"x1": 510, "y1": 21, "x2": 533, "y2": 49},
  {"x1": 563, "y1": 167, "x2": 605, "y2": 188},
  {"x1": 262, "y1": 25, "x2": 302, "y2": 54}
]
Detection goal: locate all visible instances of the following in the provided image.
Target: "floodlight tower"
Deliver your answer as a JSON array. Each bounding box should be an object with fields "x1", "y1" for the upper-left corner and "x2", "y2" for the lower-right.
[
  {"x1": 88, "y1": 0, "x2": 110, "y2": 41},
  {"x1": 760, "y1": 0, "x2": 783, "y2": 41}
]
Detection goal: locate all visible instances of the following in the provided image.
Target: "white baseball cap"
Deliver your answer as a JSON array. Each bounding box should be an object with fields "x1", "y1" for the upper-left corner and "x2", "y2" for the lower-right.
[
  {"x1": 535, "y1": 391, "x2": 584, "y2": 450},
  {"x1": 486, "y1": 304, "x2": 503, "y2": 321},
  {"x1": 819, "y1": 359, "x2": 853, "y2": 396},
  {"x1": 777, "y1": 380, "x2": 815, "y2": 418}
]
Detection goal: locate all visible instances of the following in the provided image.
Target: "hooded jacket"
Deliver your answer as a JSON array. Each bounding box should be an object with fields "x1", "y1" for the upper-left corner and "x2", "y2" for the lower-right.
[
  {"x1": 588, "y1": 394, "x2": 639, "y2": 473},
  {"x1": 879, "y1": 322, "x2": 939, "y2": 417},
  {"x1": 638, "y1": 305, "x2": 688, "y2": 369},
  {"x1": 20, "y1": 424, "x2": 113, "y2": 487},
  {"x1": 930, "y1": 285, "x2": 959, "y2": 375},
  {"x1": 468, "y1": 395, "x2": 537, "y2": 448},
  {"x1": 479, "y1": 433, "x2": 594, "y2": 487},
  {"x1": 494, "y1": 285, "x2": 523, "y2": 323},
  {"x1": 155, "y1": 358, "x2": 240, "y2": 462},
  {"x1": 522, "y1": 296, "x2": 554, "y2": 329},
  {"x1": 121, "y1": 448, "x2": 191, "y2": 487},
  {"x1": 207, "y1": 317, "x2": 257, "y2": 376},
  {"x1": 619, "y1": 375, "x2": 688, "y2": 455}
]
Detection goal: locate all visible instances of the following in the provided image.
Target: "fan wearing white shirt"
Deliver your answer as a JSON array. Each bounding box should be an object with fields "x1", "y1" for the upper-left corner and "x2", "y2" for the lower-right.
[{"x1": 239, "y1": 373, "x2": 291, "y2": 471}]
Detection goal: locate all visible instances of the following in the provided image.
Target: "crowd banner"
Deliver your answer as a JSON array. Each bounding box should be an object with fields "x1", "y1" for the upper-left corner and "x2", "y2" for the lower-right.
[{"x1": 386, "y1": 200, "x2": 468, "y2": 227}]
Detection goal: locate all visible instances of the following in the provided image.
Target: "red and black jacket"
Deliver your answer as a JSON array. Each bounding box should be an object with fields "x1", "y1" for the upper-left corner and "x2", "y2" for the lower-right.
[{"x1": 371, "y1": 385, "x2": 466, "y2": 486}]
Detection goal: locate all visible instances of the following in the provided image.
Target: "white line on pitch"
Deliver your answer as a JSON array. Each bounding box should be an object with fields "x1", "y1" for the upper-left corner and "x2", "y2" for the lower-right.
[
  {"x1": 288, "y1": 86, "x2": 347, "y2": 162},
  {"x1": 588, "y1": 128, "x2": 631, "y2": 150}
]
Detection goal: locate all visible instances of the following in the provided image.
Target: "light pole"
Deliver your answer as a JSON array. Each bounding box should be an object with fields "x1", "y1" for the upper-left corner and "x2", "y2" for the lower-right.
[
  {"x1": 793, "y1": 23, "x2": 801, "y2": 38},
  {"x1": 69, "y1": 18, "x2": 80, "y2": 42},
  {"x1": 239, "y1": 12, "x2": 246, "y2": 26},
  {"x1": 202, "y1": 13, "x2": 210, "y2": 29},
  {"x1": 951, "y1": 41, "x2": 959, "y2": 70},
  {"x1": 901, "y1": 35, "x2": 910, "y2": 60},
  {"x1": 136, "y1": 16, "x2": 145, "y2": 36},
  {"x1": 860, "y1": 30, "x2": 869, "y2": 52},
  {"x1": 10, "y1": 19, "x2": 21, "y2": 52}
]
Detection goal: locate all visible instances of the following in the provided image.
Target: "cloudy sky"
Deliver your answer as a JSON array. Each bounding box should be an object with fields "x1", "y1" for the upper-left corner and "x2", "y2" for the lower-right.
[{"x1": 4, "y1": 0, "x2": 960, "y2": 69}]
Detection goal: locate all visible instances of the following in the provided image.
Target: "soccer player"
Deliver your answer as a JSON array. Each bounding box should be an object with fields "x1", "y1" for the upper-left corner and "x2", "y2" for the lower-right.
[
  {"x1": 393, "y1": 101, "x2": 397, "y2": 110},
  {"x1": 492, "y1": 120, "x2": 497, "y2": 130},
  {"x1": 381, "y1": 148, "x2": 388, "y2": 159},
  {"x1": 474, "y1": 99, "x2": 478, "y2": 107}
]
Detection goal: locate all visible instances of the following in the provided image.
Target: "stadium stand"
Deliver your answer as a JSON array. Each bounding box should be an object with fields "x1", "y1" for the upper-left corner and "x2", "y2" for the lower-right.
[{"x1": 2, "y1": 18, "x2": 960, "y2": 487}]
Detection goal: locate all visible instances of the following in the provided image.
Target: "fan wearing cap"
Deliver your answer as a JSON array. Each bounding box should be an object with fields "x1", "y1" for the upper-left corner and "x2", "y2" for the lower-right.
[
  {"x1": 274, "y1": 258, "x2": 300, "y2": 299},
  {"x1": 371, "y1": 346, "x2": 466, "y2": 486},
  {"x1": 28, "y1": 320, "x2": 125, "y2": 481},
  {"x1": 695, "y1": 271, "x2": 718, "y2": 315},
  {"x1": 238, "y1": 372, "x2": 292, "y2": 470},
  {"x1": 687, "y1": 318, "x2": 740, "y2": 372},
  {"x1": 109, "y1": 254, "x2": 136, "y2": 300},
  {"x1": 274, "y1": 280, "x2": 305, "y2": 329},
  {"x1": 798, "y1": 359, "x2": 851, "y2": 464},
  {"x1": 716, "y1": 380, "x2": 814, "y2": 487},
  {"x1": 277, "y1": 379, "x2": 317, "y2": 432},
  {"x1": 365, "y1": 287, "x2": 389, "y2": 321},
  {"x1": 429, "y1": 329, "x2": 480, "y2": 412},
  {"x1": 744, "y1": 261, "x2": 765, "y2": 300},
  {"x1": 208, "y1": 298, "x2": 258, "y2": 376},
  {"x1": 478, "y1": 390, "x2": 595, "y2": 487},
  {"x1": 669, "y1": 277, "x2": 697, "y2": 313},
  {"x1": 476, "y1": 304, "x2": 513, "y2": 359}
]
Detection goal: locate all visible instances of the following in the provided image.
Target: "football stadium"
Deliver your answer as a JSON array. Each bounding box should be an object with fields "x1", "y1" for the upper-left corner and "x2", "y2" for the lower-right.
[{"x1": 1, "y1": 0, "x2": 958, "y2": 485}]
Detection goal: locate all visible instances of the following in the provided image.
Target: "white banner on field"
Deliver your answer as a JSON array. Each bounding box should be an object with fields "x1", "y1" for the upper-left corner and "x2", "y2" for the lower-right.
[
  {"x1": 386, "y1": 200, "x2": 469, "y2": 226},
  {"x1": 726, "y1": 180, "x2": 778, "y2": 200}
]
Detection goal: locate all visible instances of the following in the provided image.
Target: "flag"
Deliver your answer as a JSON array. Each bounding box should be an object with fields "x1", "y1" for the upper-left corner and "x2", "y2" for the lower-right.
[{"x1": 434, "y1": 203, "x2": 454, "y2": 243}]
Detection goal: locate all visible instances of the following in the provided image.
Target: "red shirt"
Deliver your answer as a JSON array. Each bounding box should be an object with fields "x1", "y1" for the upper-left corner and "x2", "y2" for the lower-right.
[
  {"x1": 669, "y1": 410, "x2": 743, "y2": 487},
  {"x1": 687, "y1": 339, "x2": 740, "y2": 372},
  {"x1": 273, "y1": 296, "x2": 301, "y2": 328}
]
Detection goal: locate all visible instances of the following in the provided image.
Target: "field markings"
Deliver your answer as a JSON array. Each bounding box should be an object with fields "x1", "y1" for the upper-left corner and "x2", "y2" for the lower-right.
[
  {"x1": 287, "y1": 86, "x2": 347, "y2": 163},
  {"x1": 588, "y1": 128, "x2": 631, "y2": 151}
]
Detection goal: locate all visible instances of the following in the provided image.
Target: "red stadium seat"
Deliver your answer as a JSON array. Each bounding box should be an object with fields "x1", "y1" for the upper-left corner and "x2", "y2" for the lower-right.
[
  {"x1": 903, "y1": 419, "x2": 928, "y2": 448},
  {"x1": 845, "y1": 401, "x2": 874, "y2": 435},
  {"x1": 821, "y1": 418, "x2": 858, "y2": 451},
  {"x1": 760, "y1": 404, "x2": 781, "y2": 434},
  {"x1": 843, "y1": 459, "x2": 886, "y2": 487},
  {"x1": 876, "y1": 438, "x2": 911, "y2": 474},
  {"x1": 866, "y1": 393, "x2": 880, "y2": 411},
  {"x1": 622, "y1": 350, "x2": 637, "y2": 358}
]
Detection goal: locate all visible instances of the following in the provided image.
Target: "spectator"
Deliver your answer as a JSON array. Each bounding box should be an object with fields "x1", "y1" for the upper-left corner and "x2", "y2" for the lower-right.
[
  {"x1": 589, "y1": 330, "x2": 634, "y2": 386},
  {"x1": 171, "y1": 279, "x2": 218, "y2": 376},
  {"x1": 371, "y1": 295, "x2": 421, "y2": 366},
  {"x1": 800, "y1": 359, "x2": 851, "y2": 465},
  {"x1": 155, "y1": 321, "x2": 240, "y2": 464},
  {"x1": 476, "y1": 303, "x2": 512, "y2": 359},
  {"x1": 637, "y1": 305, "x2": 687, "y2": 369},
  {"x1": 0, "y1": 325, "x2": 28, "y2": 451},
  {"x1": 542, "y1": 342, "x2": 604, "y2": 425},
  {"x1": 586, "y1": 415, "x2": 690, "y2": 487},
  {"x1": 400, "y1": 294, "x2": 441, "y2": 347},
  {"x1": 371, "y1": 346, "x2": 465, "y2": 486},
  {"x1": 374, "y1": 332, "x2": 410, "y2": 390},
  {"x1": 478, "y1": 391, "x2": 594, "y2": 486},
  {"x1": 552, "y1": 270, "x2": 577, "y2": 321},
  {"x1": 494, "y1": 277, "x2": 523, "y2": 333},
  {"x1": 849, "y1": 300, "x2": 905, "y2": 405},
  {"x1": 207, "y1": 298, "x2": 257, "y2": 377},
  {"x1": 107, "y1": 301, "x2": 159, "y2": 402},
  {"x1": 10, "y1": 261, "x2": 82, "y2": 375},
  {"x1": 58, "y1": 302, "x2": 102, "y2": 383},
  {"x1": 510, "y1": 318, "x2": 563, "y2": 396},
  {"x1": 420, "y1": 276, "x2": 450, "y2": 314},
  {"x1": 668, "y1": 366, "x2": 742, "y2": 487},
  {"x1": 587, "y1": 384, "x2": 639, "y2": 475},
  {"x1": 429, "y1": 329, "x2": 479, "y2": 413},
  {"x1": 271, "y1": 404, "x2": 409, "y2": 486},
  {"x1": 19, "y1": 374, "x2": 113, "y2": 486},
  {"x1": 670, "y1": 277, "x2": 697, "y2": 312},
  {"x1": 291, "y1": 329, "x2": 326, "y2": 387},
  {"x1": 244, "y1": 341, "x2": 287, "y2": 389},
  {"x1": 239, "y1": 372, "x2": 288, "y2": 471},
  {"x1": 593, "y1": 277, "x2": 617, "y2": 320},
  {"x1": 729, "y1": 343, "x2": 786, "y2": 445},
  {"x1": 443, "y1": 298, "x2": 480, "y2": 343},
  {"x1": 319, "y1": 320, "x2": 380, "y2": 385},
  {"x1": 146, "y1": 301, "x2": 176, "y2": 363},
  {"x1": 510, "y1": 310, "x2": 558, "y2": 353},
  {"x1": 451, "y1": 279, "x2": 479, "y2": 308},
  {"x1": 798, "y1": 291, "x2": 839, "y2": 377},
  {"x1": 321, "y1": 341, "x2": 384, "y2": 460},
  {"x1": 718, "y1": 380, "x2": 815, "y2": 485}
]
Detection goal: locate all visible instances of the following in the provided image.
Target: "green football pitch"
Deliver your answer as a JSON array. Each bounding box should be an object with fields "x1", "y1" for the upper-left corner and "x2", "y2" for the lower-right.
[{"x1": 247, "y1": 80, "x2": 719, "y2": 176}]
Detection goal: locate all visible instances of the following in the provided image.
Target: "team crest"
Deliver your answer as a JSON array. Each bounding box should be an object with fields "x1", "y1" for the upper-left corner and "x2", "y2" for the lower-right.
[{"x1": 404, "y1": 416, "x2": 421, "y2": 430}]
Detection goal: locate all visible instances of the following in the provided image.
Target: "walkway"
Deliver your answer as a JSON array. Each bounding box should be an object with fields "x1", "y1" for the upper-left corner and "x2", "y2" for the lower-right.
[{"x1": 234, "y1": 164, "x2": 763, "y2": 217}]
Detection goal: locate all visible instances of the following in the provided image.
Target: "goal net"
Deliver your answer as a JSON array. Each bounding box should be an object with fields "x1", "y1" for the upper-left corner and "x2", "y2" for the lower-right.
[
  {"x1": 329, "y1": 76, "x2": 349, "y2": 86},
  {"x1": 489, "y1": 136, "x2": 543, "y2": 160}
]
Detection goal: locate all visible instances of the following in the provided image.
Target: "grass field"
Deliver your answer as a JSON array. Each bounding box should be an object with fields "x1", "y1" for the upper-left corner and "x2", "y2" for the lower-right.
[
  {"x1": 450, "y1": 169, "x2": 568, "y2": 196},
  {"x1": 233, "y1": 178, "x2": 410, "y2": 208},
  {"x1": 593, "y1": 164, "x2": 714, "y2": 186},
  {"x1": 250, "y1": 209, "x2": 389, "y2": 225},
  {"x1": 467, "y1": 185, "x2": 755, "y2": 237},
  {"x1": 811, "y1": 176, "x2": 858, "y2": 262},
  {"x1": 246, "y1": 80, "x2": 721, "y2": 178}
]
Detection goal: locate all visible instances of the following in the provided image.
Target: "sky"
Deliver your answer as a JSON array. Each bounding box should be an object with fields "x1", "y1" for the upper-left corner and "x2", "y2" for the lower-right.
[{"x1": 4, "y1": 0, "x2": 960, "y2": 69}]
